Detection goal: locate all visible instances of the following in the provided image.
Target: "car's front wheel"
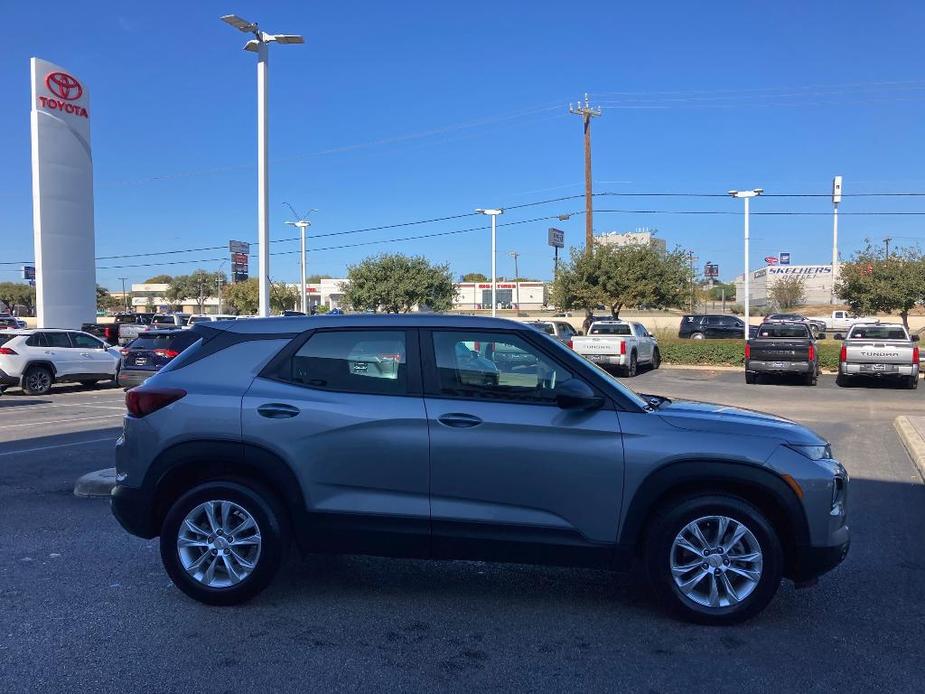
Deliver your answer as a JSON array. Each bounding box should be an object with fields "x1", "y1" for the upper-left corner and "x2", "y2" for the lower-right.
[
  {"x1": 159, "y1": 480, "x2": 288, "y2": 606},
  {"x1": 651, "y1": 348, "x2": 661, "y2": 370},
  {"x1": 645, "y1": 495, "x2": 783, "y2": 625}
]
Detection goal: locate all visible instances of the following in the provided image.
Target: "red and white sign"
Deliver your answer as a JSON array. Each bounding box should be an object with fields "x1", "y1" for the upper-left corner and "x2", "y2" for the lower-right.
[
  {"x1": 764, "y1": 256, "x2": 779, "y2": 265},
  {"x1": 37, "y1": 71, "x2": 89, "y2": 118}
]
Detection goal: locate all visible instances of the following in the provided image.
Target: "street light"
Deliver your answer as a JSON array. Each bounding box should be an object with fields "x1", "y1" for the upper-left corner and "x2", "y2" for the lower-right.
[
  {"x1": 284, "y1": 203, "x2": 316, "y2": 314},
  {"x1": 220, "y1": 14, "x2": 304, "y2": 318},
  {"x1": 476, "y1": 208, "x2": 504, "y2": 317},
  {"x1": 728, "y1": 188, "x2": 763, "y2": 338}
]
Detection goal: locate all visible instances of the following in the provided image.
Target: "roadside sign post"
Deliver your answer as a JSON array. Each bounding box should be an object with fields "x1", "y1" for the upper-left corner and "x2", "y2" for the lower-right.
[{"x1": 548, "y1": 227, "x2": 565, "y2": 279}]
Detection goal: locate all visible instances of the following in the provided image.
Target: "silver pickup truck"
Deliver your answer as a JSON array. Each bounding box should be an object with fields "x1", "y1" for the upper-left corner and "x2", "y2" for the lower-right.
[{"x1": 837, "y1": 323, "x2": 920, "y2": 389}]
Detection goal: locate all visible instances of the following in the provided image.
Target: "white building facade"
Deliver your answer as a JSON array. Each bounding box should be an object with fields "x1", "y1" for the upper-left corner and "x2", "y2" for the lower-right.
[
  {"x1": 595, "y1": 229, "x2": 667, "y2": 254},
  {"x1": 734, "y1": 264, "x2": 834, "y2": 308}
]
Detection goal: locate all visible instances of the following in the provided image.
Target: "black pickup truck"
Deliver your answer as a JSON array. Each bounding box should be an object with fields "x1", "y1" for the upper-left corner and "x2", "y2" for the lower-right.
[
  {"x1": 745, "y1": 321, "x2": 818, "y2": 386},
  {"x1": 82, "y1": 313, "x2": 154, "y2": 346}
]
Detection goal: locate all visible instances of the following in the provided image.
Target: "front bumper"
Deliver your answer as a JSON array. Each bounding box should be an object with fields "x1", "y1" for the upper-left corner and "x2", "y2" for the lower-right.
[
  {"x1": 110, "y1": 483, "x2": 158, "y2": 539},
  {"x1": 747, "y1": 360, "x2": 814, "y2": 374},
  {"x1": 791, "y1": 537, "x2": 850, "y2": 582}
]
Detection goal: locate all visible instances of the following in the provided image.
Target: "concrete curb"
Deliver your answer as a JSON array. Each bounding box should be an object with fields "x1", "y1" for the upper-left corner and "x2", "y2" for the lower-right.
[
  {"x1": 660, "y1": 363, "x2": 842, "y2": 375},
  {"x1": 894, "y1": 417, "x2": 925, "y2": 483},
  {"x1": 74, "y1": 467, "x2": 116, "y2": 498}
]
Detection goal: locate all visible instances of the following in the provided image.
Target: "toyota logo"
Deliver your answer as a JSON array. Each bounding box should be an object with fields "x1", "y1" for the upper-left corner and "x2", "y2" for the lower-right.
[{"x1": 45, "y1": 72, "x2": 82, "y2": 101}]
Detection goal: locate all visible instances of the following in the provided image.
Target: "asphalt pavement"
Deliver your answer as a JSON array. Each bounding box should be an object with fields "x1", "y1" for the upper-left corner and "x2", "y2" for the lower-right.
[{"x1": 1, "y1": 372, "x2": 924, "y2": 693}]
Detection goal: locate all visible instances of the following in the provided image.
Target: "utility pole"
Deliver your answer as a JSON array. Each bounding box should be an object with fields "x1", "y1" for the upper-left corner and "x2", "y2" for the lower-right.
[
  {"x1": 118, "y1": 277, "x2": 128, "y2": 313},
  {"x1": 508, "y1": 250, "x2": 520, "y2": 310},
  {"x1": 831, "y1": 176, "x2": 842, "y2": 304},
  {"x1": 569, "y1": 93, "x2": 601, "y2": 254},
  {"x1": 688, "y1": 251, "x2": 696, "y2": 312},
  {"x1": 884, "y1": 236, "x2": 892, "y2": 257}
]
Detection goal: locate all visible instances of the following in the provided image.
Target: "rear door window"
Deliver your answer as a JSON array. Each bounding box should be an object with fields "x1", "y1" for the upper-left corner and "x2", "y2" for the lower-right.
[
  {"x1": 282, "y1": 330, "x2": 408, "y2": 395},
  {"x1": 70, "y1": 332, "x2": 105, "y2": 349},
  {"x1": 44, "y1": 332, "x2": 72, "y2": 348}
]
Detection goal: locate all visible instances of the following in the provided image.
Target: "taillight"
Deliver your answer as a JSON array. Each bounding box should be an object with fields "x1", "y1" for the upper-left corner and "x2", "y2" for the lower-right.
[
  {"x1": 0, "y1": 347, "x2": 17, "y2": 355},
  {"x1": 914, "y1": 345, "x2": 920, "y2": 364},
  {"x1": 840, "y1": 344, "x2": 847, "y2": 363},
  {"x1": 125, "y1": 388, "x2": 186, "y2": 418},
  {"x1": 620, "y1": 341, "x2": 626, "y2": 355},
  {"x1": 153, "y1": 349, "x2": 179, "y2": 358},
  {"x1": 566, "y1": 339, "x2": 573, "y2": 349},
  {"x1": 745, "y1": 343, "x2": 751, "y2": 359},
  {"x1": 120, "y1": 348, "x2": 130, "y2": 356},
  {"x1": 808, "y1": 343, "x2": 815, "y2": 361},
  {"x1": 104, "y1": 326, "x2": 115, "y2": 339}
]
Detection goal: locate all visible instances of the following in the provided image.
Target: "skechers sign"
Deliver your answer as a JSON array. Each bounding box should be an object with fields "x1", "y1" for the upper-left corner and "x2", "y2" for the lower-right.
[
  {"x1": 767, "y1": 266, "x2": 832, "y2": 276},
  {"x1": 37, "y1": 71, "x2": 89, "y2": 118}
]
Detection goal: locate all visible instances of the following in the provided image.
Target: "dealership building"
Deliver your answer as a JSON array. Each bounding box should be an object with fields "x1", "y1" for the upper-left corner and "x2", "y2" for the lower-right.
[{"x1": 733, "y1": 264, "x2": 835, "y2": 307}]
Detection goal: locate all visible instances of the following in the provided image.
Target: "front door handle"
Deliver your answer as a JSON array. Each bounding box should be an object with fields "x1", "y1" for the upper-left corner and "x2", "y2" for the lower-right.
[
  {"x1": 437, "y1": 413, "x2": 483, "y2": 428},
  {"x1": 257, "y1": 403, "x2": 300, "y2": 419}
]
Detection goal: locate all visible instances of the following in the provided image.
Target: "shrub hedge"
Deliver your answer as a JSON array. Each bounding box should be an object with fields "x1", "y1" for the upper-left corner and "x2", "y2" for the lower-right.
[{"x1": 657, "y1": 338, "x2": 842, "y2": 371}]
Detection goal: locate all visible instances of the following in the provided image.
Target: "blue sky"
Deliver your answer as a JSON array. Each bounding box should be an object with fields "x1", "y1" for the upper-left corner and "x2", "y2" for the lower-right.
[{"x1": 3, "y1": 1, "x2": 925, "y2": 290}]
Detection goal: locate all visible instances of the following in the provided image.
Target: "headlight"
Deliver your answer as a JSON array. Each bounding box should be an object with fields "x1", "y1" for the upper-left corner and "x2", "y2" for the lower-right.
[{"x1": 786, "y1": 443, "x2": 832, "y2": 460}]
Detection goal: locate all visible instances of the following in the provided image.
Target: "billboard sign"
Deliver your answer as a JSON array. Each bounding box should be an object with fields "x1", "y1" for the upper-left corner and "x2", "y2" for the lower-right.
[
  {"x1": 547, "y1": 228, "x2": 565, "y2": 248},
  {"x1": 230, "y1": 241, "x2": 250, "y2": 283},
  {"x1": 229, "y1": 240, "x2": 250, "y2": 255},
  {"x1": 22, "y1": 265, "x2": 36, "y2": 283},
  {"x1": 764, "y1": 256, "x2": 779, "y2": 265},
  {"x1": 703, "y1": 262, "x2": 719, "y2": 278},
  {"x1": 30, "y1": 57, "x2": 96, "y2": 328},
  {"x1": 779, "y1": 252, "x2": 791, "y2": 265}
]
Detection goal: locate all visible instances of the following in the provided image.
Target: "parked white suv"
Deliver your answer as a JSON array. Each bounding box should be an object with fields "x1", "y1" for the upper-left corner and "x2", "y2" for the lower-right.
[{"x1": 0, "y1": 329, "x2": 121, "y2": 395}]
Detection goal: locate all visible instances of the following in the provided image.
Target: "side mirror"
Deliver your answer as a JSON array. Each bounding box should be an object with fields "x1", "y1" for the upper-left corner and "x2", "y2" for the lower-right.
[{"x1": 555, "y1": 379, "x2": 604, "y2": 410}]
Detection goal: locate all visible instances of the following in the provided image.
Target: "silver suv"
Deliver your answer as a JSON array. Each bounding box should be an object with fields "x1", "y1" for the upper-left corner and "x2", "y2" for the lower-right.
[{"x1": 112, "y1": 315, "x2": 849, "y2": 624}]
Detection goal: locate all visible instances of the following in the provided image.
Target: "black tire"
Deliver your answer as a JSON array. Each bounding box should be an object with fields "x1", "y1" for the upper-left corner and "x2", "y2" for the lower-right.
[
  {"x1": 691, "y1": 332, "x2": 705, "y2": 340},
  {"x1": 906, "y1": 375, "x2": 918, "y2": 390},
  {"x1": 836, "y1": 372, "x2": 849, "y2": 388},
  {"x1": 159, "y1": 480, "x2": 289, "y2": 606},
  {"x1": 745, "y1": 372, "x2": 756, "y2": 385},
  {"x1": 645, "y1": 495, "x2": 784, "y2": 625},
  {"x1": 625, "y1": 351, "x2": 638, "y2": 377},
  {"x1": 22, "y1": 366, "x2": 53, "y2": 395},
  {"x1": 805, "y1": 373, "x2": 817, "y2": 386},
  {"x1": 651, "y1": 348, "x2": 661, "y2": 370}
]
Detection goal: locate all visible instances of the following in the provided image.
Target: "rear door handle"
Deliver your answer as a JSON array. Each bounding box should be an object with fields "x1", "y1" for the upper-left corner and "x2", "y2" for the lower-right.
[
  {"x1": 437, "y1": 413, "x2": 483, "y2": 428},
  {"x1": 257, "y1": 403, "x2": 300, "y2": 419}
]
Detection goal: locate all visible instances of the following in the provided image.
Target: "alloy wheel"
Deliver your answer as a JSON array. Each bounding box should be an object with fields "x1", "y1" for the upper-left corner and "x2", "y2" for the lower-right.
[
  {"x1": 28, "y1": 370, "x2": 51, "y2": 393},
  {"x1": 177, "y1": 500, "x2": 262, "y2": 588},
  {"x1": 670, "y1": 515, "x2": 763, "y2": 609}
]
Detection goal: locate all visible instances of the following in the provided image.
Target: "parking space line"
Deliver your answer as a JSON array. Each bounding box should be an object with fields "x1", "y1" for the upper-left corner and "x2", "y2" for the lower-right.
[
  {"x1": 0, "y1": 436, "x2": 118, "y2": 457},
  {"x1": 0, "y1": 413, "x2": 124, "y2": 430},
  {"x1": 0, "y1": 402, "x2": 125, "y2": 413}
]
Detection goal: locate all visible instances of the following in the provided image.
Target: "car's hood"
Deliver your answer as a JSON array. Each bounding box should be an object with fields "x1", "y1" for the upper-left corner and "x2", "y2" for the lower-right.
[{"x1": 654, "y1": 398, "x2": 824, "y2": 445}]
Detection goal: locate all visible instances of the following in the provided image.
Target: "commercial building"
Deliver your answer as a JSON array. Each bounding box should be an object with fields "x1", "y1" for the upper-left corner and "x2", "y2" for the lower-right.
[
  {"x1": 453, "y1": 281, "x2": 547, "y2": 310},
  {"x1": 733, "y1": 264, "x2": 834, "y2": 308},
  {"x1": 130, "y1": 283, "x2": 225, "y2": 314},
  {"x1": 594, "y1": 228, "x2": 667, "y2": 254}
]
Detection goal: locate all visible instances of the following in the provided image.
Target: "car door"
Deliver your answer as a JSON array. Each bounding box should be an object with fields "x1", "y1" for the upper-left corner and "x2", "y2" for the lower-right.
[
  {"x1": 632, "y1": 323, "x2": 653, "y2": 361},
  {"x1": 40, "y1": 331, "x2": 78, "y2": 376},
  {"x1": 241, "y1": 327, "x2": 430, "y2": 556},
  {"x1": 422, "y1": 328, "x2": 624, "y2": 565},
  {"x1": 68, "y1": 332, "x2": 117, "y2": 376}
]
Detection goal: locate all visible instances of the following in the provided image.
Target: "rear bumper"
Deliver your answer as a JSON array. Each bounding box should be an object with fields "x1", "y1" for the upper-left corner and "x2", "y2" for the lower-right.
[
  {"x1": 118, "y1": 369, "x2": 155, "y2": 389},
  {"x1": 747, "y1": 360, "x2": 814, "y2": 374},
  {"x1": 110, "y1": 483, "x2": 158, "y2": 539},
  {"x1": 841, "y1": 363, "x2": 918, "y2": 378},
  {"x1": 578, "y1": 354, "x2": 626, "y2": 366}
]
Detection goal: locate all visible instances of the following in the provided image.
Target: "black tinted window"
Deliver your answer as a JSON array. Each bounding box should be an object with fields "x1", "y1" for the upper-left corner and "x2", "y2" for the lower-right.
[
  {"x1": 25, "y1": 333, "x2": 47, "y2": 347},
  {"x1": 130, "y1": 332, "x2": 201, "y2": 351},
  {"x1": 756, "y1": 324, "x2": 810, "y2": 338},
  {"x1": 44, "y1": 332, "x2": 72, "y2": 348},
  {"x1": 589, "y1": 324, "x2": 631, "y2": 335},
  {"x1": 286, "y1": 330, "x2": 408, "y2": 395},
  {"x1": 849, "y1": 326, "x2": 908, "y2": 340},
  {"x1": 70, "y1": 333, "x2": 104, "y2": 349},
  {"x1": 432, "y1": 331, "x2": 575, "y2": 404}
]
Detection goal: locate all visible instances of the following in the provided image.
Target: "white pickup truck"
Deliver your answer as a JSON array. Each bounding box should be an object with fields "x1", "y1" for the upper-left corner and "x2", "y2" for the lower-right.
[
  {"x1": 837, "y1": 323, "x2": 920, "y2": 389},
  {"x1": 570, "y1": 320, "x2": 660, "y2": 377},
  {"x1": 809, "y1": 310, "x2": 877, "y2": 337}
]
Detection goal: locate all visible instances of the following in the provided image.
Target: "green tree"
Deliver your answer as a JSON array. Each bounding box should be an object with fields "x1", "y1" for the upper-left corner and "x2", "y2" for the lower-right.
[
  {"x1": 705, "y1": 281, "x2": 735, "y2": 302},
  {"x1": 769, "y1": 276, "x2": 806, "y2": 309},
  {"x1": 552, "y1": 243, "x2": 690, "y2": 320},
  {"x1": 167, "y1": 270, "x2": 227, "y2": 312},
  {"x1": 223, "y1": 278, "x2": 299, "y2": 315},
  {"x1": 96, "y1": 285, "x2": 123, "y2": 312},
  {"x1": 461, "y1": 272, "x2": 488, "y2": 282},
  {"x1": 836, "y1": 243, "x2": 925, "y2": 329},
  {"x1": 0, "y1": 282, "x2": 36, "y2": 315},
  {"x1": 143, "y1": 274, "x2": 173, "y2": 284},
  {"x1": 344, "y1": 253, "x2": 455, "y2": 313},
  {"x1": 305, "y1": 274, "x2": 332, "y2": 284}
]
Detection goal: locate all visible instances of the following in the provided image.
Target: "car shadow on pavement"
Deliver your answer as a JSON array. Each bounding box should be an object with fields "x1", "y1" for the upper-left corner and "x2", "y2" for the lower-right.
[{"x1": 0, "y1": 399, "x2": 52, "y2": 408}]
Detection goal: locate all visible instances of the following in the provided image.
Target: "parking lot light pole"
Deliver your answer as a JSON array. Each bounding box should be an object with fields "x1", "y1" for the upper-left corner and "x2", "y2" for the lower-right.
[
  {"x1": 285, "y1": 219, "x2": 311, "y2": 314},
  {"x1": 220, "y1": 15, "x2": 304, "y2": 317},
  {"x1": 476, "y1": 209, "x2": 504, "y2": 317},
  {"x1": 728, "y1": 189, "x2": 763, "y2": 339}
]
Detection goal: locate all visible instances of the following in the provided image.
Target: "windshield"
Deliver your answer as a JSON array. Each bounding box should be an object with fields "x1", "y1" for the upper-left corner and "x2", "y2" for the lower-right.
[
  {"x1": 848, "y1": 326, "x2": 908, "y2": 340},
  {"x1": 756, "y1": 324, "x2": 810, "y2": 338},
  {"x1": 128, "y1": 332, "x2": 200, "y2": 351},
  {"x1": 589, "y1": 324, "x2": 631, "y2": 335}
]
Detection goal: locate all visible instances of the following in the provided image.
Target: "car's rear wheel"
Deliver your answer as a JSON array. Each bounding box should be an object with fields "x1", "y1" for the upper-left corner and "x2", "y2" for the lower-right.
[
  {"x1": 691, "y1": 332, "x2": 705, "y2": 340},
  {"x1": 745, "y1": 372, "x2": 756, "y2": 384},
  {"x1": 625, "y1": 352, "x2": 638, "y2": 377},
  {"x1": 836, "y1": 372, "x2": 849, "y2": 388},
  {"x1": 22, "y1": 366, "x2": 53, "y2": 395},
  {"x1": 905, "y1": 375, "x2": 918, "y2": 390},
  {"x1": 805, "y1": 373, "x2": 817, "y2": 386},
  {"x1": 645, "y1": 495, "x2": 783, "y2": 625},
  {"x1": 159, "y1": 480, "x2": 288, "y2": 606}
]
